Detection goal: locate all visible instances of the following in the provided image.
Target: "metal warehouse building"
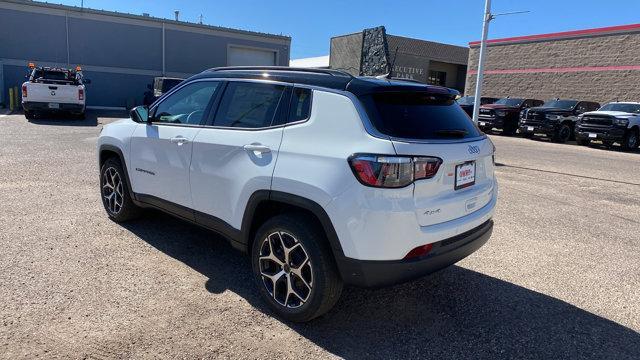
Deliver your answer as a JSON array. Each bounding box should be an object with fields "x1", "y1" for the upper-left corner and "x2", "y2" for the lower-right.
[
  {"x1": 0, "y1": 0, "x2": 290, "y2": 108},
  {"x1": 465, "y1": 23, "x2": 640, "y2": 103}
]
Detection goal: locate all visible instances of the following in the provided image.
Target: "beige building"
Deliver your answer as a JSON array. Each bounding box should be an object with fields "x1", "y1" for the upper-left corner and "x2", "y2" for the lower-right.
[{"x1": 465, "y1": 23, "x2": 640, "y2": 103}]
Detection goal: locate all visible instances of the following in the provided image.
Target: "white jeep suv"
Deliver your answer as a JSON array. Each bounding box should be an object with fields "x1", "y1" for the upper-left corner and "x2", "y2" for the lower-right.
[{"x1": 97, "y1": 67, "x2": 497, "y2": 322}]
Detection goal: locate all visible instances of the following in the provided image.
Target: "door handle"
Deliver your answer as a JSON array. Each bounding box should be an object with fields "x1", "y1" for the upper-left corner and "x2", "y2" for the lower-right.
[
  {"x1": 170, "y1": 136, "x2": 189, "y2": 145},
  {"x1": 243, "y1": 144, "x2": 271, "y2": 153}
]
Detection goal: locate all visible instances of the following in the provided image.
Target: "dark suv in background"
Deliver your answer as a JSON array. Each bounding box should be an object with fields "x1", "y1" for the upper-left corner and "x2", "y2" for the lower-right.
[
  {"x1": 478, "y1": 98, "x2": 544, "y2": 135},
  {"x1": 457, "y1": 96, "x2": 498, "y2": 117},
  {"x1": 519, "y1": 99, "x2": 600, "y2": 143}
]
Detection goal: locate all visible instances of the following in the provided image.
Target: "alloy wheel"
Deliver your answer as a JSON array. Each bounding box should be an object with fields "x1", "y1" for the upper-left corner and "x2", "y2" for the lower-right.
[
  {"x1": 258, "y1": 231, "x2": 313, "y2": 308},
  {"x1": 102, "y1": 167, "x2": 124, "y2": 215}
]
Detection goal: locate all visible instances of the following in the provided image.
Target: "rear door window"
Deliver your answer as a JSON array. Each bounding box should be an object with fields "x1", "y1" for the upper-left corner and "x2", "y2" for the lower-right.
[
  {"x1": 360, "y1": 92, "x2": 482, "y2": 140},
  {"x1": 213, "y1": 82, "x2": 286, "y2": 128},
  {"x1": 289, "y1": 87, "x2": 312, "y2": 123}
]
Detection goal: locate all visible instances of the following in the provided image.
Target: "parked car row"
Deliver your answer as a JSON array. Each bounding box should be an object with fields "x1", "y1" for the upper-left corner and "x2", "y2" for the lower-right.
[{"x1": 457, "y1": 96, "x2": 640, "y2": 151}]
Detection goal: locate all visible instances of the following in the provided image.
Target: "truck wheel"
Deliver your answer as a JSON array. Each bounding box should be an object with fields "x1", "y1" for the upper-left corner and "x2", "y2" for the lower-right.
[
  {"x1": 552, "y1": 123, "x2": 572, "y2": 143},
  {"x1": 100, "y1": 157, "x2": 142, "y2": 222},
  {"x1": 251, "y1": 214, "x2": 343, "y2": 322},
  {"x1": 622, "y1": 129, "x2": 639, "y2": 151},
  {"x1": 76, "y1": 112, "x2": 86, "y2": 120},
  {"x1": 24, "y1": 110, "x2": 35, "y2": 120}
]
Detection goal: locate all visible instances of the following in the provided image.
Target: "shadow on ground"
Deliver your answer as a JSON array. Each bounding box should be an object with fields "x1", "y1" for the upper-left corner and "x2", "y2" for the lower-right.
[
  {"x1": 122, "y1": 211, "x2": 640, "y2": 360},
  {"x1": 25, "y1": 109, "x2": 126, "y2": 127}
]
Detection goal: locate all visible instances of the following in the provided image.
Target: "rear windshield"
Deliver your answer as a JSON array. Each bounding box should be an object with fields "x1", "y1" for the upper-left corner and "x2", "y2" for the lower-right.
[
  {"x1": 32, "y1": 69, "x2": 76, "y2": 83},
  {"x1": 360, "y1": 92, "x2": 483, "y2": 140}
]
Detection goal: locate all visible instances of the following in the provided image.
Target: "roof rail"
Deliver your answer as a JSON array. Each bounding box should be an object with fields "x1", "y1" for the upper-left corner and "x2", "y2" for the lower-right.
[{"x1": 207, "y1": 66, "x2": 354, "y2": 78}]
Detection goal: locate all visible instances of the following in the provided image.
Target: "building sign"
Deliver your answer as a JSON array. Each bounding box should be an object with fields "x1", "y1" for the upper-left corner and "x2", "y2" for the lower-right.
[{"x1": 392, "y1": 65, "x2": 425, "y2": 80}]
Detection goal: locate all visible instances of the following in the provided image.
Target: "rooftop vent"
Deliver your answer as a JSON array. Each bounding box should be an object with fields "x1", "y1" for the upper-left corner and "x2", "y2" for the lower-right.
[{"x1": 174, "y1": 10, "x2": 179, "y2": 21}]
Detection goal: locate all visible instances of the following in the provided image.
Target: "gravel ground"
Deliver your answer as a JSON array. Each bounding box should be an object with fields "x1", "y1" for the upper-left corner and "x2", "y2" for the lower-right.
[{"x1": 1, "y1": 112, "x2": 639, "y2": 359}]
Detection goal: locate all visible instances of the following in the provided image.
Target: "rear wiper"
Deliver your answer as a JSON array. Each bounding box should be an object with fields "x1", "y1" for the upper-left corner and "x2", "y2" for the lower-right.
[{"x1": 434, "y1": 129, "x2": 468, "y2": 138}]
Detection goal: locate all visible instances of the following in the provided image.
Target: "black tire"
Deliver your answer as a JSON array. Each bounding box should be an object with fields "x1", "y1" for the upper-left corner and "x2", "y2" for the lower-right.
[
  {"x1": 552, "y1": 123, "x2": 572, "y2": 143},
  {"x1": 99, "y1": 157, "x2": 142, "y2": 222},
  {"x1": 521, "y1": 132, "x2": 534, "y2": 139},
  {"x1": 621, "y1": 129, "x2": 639, "y2": 151},
  {"x1": 251, "y1": 213, "x2": 343, "y2": 322},
  {"x1": 24, "y1": 110, "x2": 35, "y2": 120},
  {"x1": 75, "y1": 112, "x2": 86, "y2": 120}
]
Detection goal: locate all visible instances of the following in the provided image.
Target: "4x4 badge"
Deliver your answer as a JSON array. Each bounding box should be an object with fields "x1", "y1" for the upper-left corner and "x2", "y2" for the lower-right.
[{"x1": 468, "y1": 145, "x2": 480, "y2": 154}]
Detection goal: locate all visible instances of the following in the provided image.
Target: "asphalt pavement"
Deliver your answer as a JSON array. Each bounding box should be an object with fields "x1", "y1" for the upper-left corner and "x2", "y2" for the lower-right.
[{"x1": 0, "y1": 112, "x2": 639, "y2": 359}]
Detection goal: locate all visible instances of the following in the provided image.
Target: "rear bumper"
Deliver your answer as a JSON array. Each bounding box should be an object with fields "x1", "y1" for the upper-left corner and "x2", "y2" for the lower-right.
[
  {"x1": 339, "y1": 220, "x2": 493, "y2": 288},
  {"x1": 22, "y1": 101, "x2": 85, "y2": 113},
  {"x1": 575, "y1": 126, "x2": 625, "y2": 142}
]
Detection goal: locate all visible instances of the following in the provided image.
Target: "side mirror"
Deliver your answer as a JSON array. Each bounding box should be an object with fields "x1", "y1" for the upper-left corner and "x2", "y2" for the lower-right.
[
  {"x1": 130, "y1": 105, "x2": 149, "y2": 123},
  {"x1": 83, "y1": 79, "x2": 92, "y2": 84}
]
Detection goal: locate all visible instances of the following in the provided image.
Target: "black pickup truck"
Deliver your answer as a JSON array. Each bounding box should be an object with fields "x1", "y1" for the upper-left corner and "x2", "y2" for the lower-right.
[
  {"x1": 519, "y1": 99, "x2": 600, "y2": 143},
  {"x1": 457, "y1": 96, "x2": 498, "y2": 117},
  {"x1": 478, "y1": 98, "x2": 543, "y2": 135}
]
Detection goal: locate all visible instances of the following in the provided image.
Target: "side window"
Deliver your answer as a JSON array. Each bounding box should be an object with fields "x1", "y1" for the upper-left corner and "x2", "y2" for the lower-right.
[
  {"x1": 289, "y1": 88, "x2": 312, "y2": 123},
  {"x1": 152, "y1": 81, "x2": 219, "y2": 125},
  {"x1": 522, "y1": 100, "x2": 532, "y2": 108},
  {"x1": 590, "y1": 102, "x2": 600, "y2": 111},
  {"x1": 213, "y1": 82, "x2": 286, "y2": 128}
]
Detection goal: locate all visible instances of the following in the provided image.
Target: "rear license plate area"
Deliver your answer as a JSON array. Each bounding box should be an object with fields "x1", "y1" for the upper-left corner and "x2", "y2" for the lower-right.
[
  {"x1": 48, "y1": 103, "x2": 59, "y2": 109},
  {"x1": 455, "y1": 161, "x2": 476, "y2": 190}
]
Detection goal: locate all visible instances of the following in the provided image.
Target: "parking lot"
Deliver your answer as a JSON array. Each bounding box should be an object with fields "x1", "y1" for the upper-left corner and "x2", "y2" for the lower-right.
[{"x1": 1, "y1": 111, "x2": 639, "y2": 359}]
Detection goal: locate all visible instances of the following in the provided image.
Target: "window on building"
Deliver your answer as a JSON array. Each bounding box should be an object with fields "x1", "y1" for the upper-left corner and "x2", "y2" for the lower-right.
[{"x1": 427, "y1": 71, "x2": 447, "y2": 86}]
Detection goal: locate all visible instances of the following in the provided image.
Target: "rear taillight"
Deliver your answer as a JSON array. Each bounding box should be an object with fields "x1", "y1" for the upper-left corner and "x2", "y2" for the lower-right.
[
  {"x1": 348, "y1": 154, "x2": 442, "y2": 188},
  {"x1": 22, "y1": 84, "x2": 27, "y2": 97},
  {"x1": 78, "y1": 88, "x2": 84, "y2": 101}
]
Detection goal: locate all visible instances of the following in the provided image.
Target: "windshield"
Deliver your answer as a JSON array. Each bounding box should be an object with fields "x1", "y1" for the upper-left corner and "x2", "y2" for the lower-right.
[
  {"x1": 493, "y1": 98, "x2": 523, "y2": 107},
  {"x1": 543, "y1": 100, "x2": 578, "y2": 110},
  {"x1": 598, "y1": 103, "x2": 640, "y2": 113},
  {"x1": 457, "y1": 96, "x2": 474, "y2": 105},
  {"x1": 360, "y1": 92, "x2": 482, "y2": 140}
]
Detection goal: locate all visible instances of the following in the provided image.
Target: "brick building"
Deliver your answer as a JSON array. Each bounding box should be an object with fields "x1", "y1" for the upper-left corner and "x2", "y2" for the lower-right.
[{"x1": 465, "y1": 23, "x2": 640, "y2": 104}]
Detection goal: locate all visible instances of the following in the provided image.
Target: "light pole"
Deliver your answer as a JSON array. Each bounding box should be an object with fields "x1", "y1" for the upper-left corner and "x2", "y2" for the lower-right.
[
  {"x1": 471, "y1": 0, "x2": 492, "y2": 125},
  {"x1": 471, "y1": 2, "x2": 529, "y2": 124}
]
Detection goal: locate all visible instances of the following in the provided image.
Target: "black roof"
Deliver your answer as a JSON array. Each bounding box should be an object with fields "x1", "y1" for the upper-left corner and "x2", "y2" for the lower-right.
[{"x1": 190, "y1": 67, "x2": 460, "y2": 97}]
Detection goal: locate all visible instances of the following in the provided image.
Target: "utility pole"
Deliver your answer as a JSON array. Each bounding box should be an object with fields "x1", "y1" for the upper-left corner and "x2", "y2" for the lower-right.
[{"x1": 471, "y1": 0, "x2": 492, "y2": 125}]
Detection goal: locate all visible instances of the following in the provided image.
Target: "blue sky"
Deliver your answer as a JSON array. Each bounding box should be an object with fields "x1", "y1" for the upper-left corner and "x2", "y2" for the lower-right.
[{"x1": 54, "y1": 0, "x2": 640, "y2": 59}]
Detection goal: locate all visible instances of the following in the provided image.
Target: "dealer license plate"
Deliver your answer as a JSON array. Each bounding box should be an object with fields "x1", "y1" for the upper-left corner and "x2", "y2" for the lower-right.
[
  {"x1": 455, "y1": 161, "x2": 476, "y2": 190},
  {"x1": 527, "y1": 126, "x2": 534, "y2": 131},
  {"x1": 588, "y1": 133, "x2": 597, "y2": 138},
  {"x1": 48, "y1": 103, "x2": 59, "y2": 109}
]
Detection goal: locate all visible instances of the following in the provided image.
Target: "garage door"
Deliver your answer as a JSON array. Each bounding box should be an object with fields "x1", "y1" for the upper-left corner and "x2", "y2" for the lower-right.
[{"x1": 228, "y1": 46, "x2": 277, "y2": 66}]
